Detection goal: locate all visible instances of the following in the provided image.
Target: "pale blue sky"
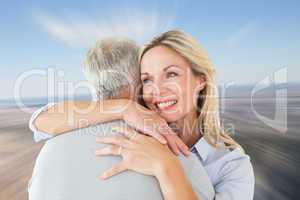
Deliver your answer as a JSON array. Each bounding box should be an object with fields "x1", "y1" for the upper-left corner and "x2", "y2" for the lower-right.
[{"x1": 0, "y1": 0, "x2": 299, "y2": 99}]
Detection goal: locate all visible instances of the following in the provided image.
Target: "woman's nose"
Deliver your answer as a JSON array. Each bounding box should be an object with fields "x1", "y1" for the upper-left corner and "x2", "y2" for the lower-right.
[
  {"x1": 146, "y1": 83, "x2": 160, "y2": 99},
  {"x1": 143, "y1": 80, "x2": 160, "y2": 99},
  {"x1": 149, "y1": 80, "x2": 171, "y2": 97}
]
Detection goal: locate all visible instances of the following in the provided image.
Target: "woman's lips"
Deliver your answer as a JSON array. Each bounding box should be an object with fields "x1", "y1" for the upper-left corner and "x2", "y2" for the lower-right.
[{"x1": 155, "y1": 99, "x2": 178, "y2": 111}]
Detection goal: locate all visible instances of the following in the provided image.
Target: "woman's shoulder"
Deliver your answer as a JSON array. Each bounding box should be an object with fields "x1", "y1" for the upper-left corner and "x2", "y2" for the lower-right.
[
  {"x1": 198, "y1": 138, "x2": 253, "y2": 175},
  {"x1": 209, "y1": 143, "x2": 252, "y2": 169},
  {"x1": 217, "y1": 146, "x2": 250, "y2": 163},
  {"x1": 194, "y1": 137, "x2": 251, "y2": 165},
  {"x1": 211, "y1": 144, "x2": 254, "y2": 181}
]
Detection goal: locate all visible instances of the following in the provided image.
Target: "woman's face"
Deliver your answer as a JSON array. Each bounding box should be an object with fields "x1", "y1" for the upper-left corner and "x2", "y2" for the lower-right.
[{"x1": 140, "y1": 45, "x2": 206, "y2": 122}]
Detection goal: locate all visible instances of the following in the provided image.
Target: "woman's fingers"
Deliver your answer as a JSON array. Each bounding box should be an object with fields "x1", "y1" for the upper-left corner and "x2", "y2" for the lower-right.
[
  {"x1": 95, "y1": 144, "x2": 128, "y2": 179},
  {"x1": 163, "y1": 134, "x2": 190, "y2": 156},
  {"x1": 128, "y1": 120, "x2": 167, "y2": 144},
  {"x1": 95, "y1": 145, "x2": 120, "y2": 156},
  {"x1": 142, "y1": 126, "x2": 167, "y2": 144},
  {"x1": 96, "y1": 136, "x2": 133, "y2": 149},
  {"x1": 101, "y1": 162, "x2": 127, "y2": 179},
  {"x1": 110, "y1": 125, "x2": 190, "y2": 157},
  {"x1": 124, "y1": 103, "x2": 167, "y2": 144},
  {"x1": 161, "y1": 125, "x2": 190, "y2": 156},
  {"x1": 175, "y1": 137, "x2": 190, "y2": 156},
  {"x1": 164, "y1": 134, "x2": 180, "y2": 156},
  {"x1": 112, "y1": 126, "x2": 140, "y2": 141}
]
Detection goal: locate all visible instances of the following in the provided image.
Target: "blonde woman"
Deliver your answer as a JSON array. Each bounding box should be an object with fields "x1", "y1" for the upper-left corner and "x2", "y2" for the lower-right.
[{"x1": 30, "y1": 30, "x2": 254, "y2": 200}]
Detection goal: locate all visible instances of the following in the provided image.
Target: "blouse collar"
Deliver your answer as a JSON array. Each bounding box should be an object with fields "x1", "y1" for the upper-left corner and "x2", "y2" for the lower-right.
[{"x1": 190, "y1": 137, "x2": 217, "y2": 162}]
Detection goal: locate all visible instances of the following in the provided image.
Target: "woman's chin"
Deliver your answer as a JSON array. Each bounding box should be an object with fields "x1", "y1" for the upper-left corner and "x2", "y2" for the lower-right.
[{"x1": 159, "y1": 111, "x2": 182, "y2": 123}]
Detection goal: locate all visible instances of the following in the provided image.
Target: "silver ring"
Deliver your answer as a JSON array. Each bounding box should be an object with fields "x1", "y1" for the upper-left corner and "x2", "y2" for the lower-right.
[
  {"x1": 129, "y1": 132, "x2": 137, "y2": 140},
  {"x1": 118, "y1": 146, "x2": 123, "y2": 155}
]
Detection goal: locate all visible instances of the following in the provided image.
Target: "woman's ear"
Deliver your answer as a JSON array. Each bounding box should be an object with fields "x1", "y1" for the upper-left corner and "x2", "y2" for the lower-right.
[
  {"x1": 193, "y1": 74, "x2": 206, "y2": 107},
  {"x1": 196, "y1": 74, "x2": 206, "y2": 92}
]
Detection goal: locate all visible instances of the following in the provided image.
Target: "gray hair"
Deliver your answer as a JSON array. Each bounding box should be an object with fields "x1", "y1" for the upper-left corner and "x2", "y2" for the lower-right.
[{"x1": 84, "y1": 38, "x2": 140, "y2": 100}]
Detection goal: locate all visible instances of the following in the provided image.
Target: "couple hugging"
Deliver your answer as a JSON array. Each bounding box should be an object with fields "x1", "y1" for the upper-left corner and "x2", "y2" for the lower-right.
[{"x1": 28, "y1": 29, "x2": 254, "y2": 200}]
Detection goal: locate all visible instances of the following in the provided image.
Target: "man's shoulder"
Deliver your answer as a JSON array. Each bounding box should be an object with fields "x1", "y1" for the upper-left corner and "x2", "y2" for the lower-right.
[{"x1": 30, "y1": 120, "x2": 164, "y2": 200}]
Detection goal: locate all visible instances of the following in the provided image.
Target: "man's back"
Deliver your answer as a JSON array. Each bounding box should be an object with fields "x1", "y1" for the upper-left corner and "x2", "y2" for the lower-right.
[{"x1": 28, "y1": 121, "x2": 214, "y2": 200}]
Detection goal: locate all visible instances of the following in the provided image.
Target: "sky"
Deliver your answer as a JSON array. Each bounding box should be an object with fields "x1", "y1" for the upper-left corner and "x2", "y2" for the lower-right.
[{"x1": 0, "y1": 0, "x2": 299, "y2": 99}]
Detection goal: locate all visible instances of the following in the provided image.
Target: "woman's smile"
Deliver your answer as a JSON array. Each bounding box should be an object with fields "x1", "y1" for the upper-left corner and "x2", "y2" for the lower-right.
[
  {"x1": 153, "y1": 96, "x2": 178, "y2": 112},
  {"x1": 155, "y1": 99, "x2": 178, "y2": 110}
]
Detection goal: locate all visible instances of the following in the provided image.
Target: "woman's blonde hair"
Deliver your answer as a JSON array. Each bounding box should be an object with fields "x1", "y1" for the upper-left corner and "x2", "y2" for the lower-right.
[{"x1": 139, "y1": 29, "x2": 243, "y2": 151}]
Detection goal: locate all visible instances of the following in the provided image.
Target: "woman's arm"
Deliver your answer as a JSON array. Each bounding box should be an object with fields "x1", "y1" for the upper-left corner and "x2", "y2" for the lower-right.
[
  {"x1": 95, "y1": 127, "x2": 199, "y2": 200},
  {"x1": 34, "y1": 99, "x2": 128, "y2": 136},
  {"x1": 34, "y1": 99, "x2": 190, "y2": 155},
  {"x1": 157, "y1": 159, "x2": 199, "y2": 200}
]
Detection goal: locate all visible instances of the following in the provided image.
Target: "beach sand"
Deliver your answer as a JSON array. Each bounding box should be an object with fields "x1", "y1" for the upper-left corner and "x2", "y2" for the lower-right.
[{"x1": 0, "y1": 107, "x2": 44, "y2": 200}]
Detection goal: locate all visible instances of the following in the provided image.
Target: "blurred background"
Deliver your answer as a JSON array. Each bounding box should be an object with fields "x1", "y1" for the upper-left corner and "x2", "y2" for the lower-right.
[{"x1": 0, "y1": 0, "x2": 299, "y2": 199}]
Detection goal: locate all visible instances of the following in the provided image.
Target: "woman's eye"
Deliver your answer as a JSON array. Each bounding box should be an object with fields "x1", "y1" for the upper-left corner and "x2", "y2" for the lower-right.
[
  {"x1": 142, "y1": 78, "x2": 152, "y2": 84},
  {"x1": 166, "y1": 72, "x2": 178, "y2": 78}
]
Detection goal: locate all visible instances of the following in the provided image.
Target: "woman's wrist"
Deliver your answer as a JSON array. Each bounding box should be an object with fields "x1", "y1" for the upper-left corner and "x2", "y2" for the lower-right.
[
  {"x1": 155, "y1": 155, "x2": 181, "y2": 180},
  {"x1": 155, "y1": 157, "x2": 198, "y2": 200},
  {"x1": 121, "y1": 99, "x2": 134, "y2": 117}
]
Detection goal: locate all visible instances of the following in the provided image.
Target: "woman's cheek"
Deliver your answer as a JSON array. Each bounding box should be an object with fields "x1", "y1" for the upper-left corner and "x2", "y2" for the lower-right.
[
  {"x1": 142, "y1": 89, "x2": 155, "y2": 110},
  {"x1": 142, "y1": 87, "x2": 151, "y2": 102},
  {"x1": 178, "y1": 86, "x2": 195, "y2": 114}
]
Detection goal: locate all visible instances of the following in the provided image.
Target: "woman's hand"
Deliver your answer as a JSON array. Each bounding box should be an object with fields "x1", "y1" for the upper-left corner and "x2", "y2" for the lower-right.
[
  {"x1": 122, "y1": 100, "x2": 190, "y2": 156},
  {"x1": 94, "y1": 126, "x2": 181, "y2": 179}
]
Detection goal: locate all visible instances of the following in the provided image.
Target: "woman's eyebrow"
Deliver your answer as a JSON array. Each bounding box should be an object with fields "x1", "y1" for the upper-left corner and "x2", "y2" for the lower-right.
[
  {"x1": 141, "y1": 65, "x2": 180, "y2": 75},
  {"x1": 163, "y1": 65, "x2": 180, "y2": 71}
]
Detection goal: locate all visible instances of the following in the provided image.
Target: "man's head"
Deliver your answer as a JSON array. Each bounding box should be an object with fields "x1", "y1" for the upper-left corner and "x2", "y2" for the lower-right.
[{"x1": 84, "y1": 38, "x2": 140, "y2": 100}]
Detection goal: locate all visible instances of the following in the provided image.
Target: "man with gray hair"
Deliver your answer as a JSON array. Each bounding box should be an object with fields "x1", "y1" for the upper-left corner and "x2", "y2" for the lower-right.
[
  {"x1": 83, "y1": 38, "x2": 140, "y2": 100},
  {"x1": 28, "y1": 38, "x2": 215, "y2": 200}
]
